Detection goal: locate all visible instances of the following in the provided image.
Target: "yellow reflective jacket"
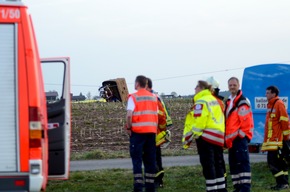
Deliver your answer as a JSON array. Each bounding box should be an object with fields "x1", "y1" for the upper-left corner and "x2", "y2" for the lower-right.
[
  {"x1": 182, "y1": 110, "x2": 195, "y2": 149},
  {"x1": 191, "y1": 89, "x2": 225, "y2": 147}
]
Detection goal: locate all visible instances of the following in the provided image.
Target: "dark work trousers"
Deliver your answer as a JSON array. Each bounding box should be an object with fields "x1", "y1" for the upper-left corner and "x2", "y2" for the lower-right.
[
  {"x1": 155, "y1": 146, "x2": 164, "y2": 185},
  {"x1": 130, "y1": 132, "x2": 156, "y2": 192},
  {"x1": 267, "y1": 150, "x2": 289, "y2": 185},
  {"x1": 228, "y1": 137, "x2": 251, "y2": 192},
  {"x1": 196, "y1": 137, "x2": 227, "y2": 192}
]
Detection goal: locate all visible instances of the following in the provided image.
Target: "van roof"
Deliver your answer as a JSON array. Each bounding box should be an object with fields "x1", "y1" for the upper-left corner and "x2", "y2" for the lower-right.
[{"x1": 0, "y1": 0, "x2": 24, "y2": 6}]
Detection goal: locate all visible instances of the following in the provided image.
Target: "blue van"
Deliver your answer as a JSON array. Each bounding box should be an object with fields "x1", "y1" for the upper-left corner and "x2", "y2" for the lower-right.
[{"x1": 241, "y1": 63, "x2": 290, "y2": 152}]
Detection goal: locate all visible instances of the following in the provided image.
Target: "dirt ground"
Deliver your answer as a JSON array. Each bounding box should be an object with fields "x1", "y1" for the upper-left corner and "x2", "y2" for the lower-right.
[{"x1": 71, "y1": 98, "x2": 194, "y2": 153}]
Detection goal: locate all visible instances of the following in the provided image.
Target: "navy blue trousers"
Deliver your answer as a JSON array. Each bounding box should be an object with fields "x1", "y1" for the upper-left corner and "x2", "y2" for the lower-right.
[
  {"x1": 228, "y1": 137, "x2": 251, "y2": 192},
  {"x1": 196, "y1": 137, "x2": 227, "y2": 192},
  {"x1": 130, "y1": 132, "x2": 156, "y2": 192}
]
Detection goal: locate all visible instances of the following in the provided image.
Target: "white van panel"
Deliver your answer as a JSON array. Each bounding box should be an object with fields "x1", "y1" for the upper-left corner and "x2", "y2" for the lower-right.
[
  {"x1": 0, "y1": 24, "x2": 18, "y2": 172},
  {"x1": 42, "y1": 58, "x2": 71, "y2": 179}
]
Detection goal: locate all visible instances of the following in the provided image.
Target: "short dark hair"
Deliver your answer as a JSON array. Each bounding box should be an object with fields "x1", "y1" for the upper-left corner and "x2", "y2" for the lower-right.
[
  {"x1": 147, "y1": 78, "x2": 153, "y2": 89},
  {"x1": 266, "y1": 85, "x2": 279, "y2": 96},
  {"x1": 213, "y1": 87, "x2": 220, "y2": 96},
  {"x1": 135, "y1": 75, "x2": 147, "y2": 88},
  {"x1": 228, "y1": 76, "x2": 240, "y2": 84}
]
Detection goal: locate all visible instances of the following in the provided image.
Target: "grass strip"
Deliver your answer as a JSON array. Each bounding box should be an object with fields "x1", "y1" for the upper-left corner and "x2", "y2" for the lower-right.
[{"x1": 47, "y1": 162, "x2": 276, "y2": 192}]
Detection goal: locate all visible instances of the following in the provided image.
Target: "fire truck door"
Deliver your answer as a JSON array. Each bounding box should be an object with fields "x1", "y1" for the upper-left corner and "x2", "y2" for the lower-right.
[{"x1": 41, "y1": 57, "x2": 71, "y2": 179}]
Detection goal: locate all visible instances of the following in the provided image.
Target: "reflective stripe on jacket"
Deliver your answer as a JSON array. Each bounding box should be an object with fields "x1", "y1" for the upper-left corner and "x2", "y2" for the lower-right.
[
  {"x1": 130, "y1": 89, "x2": 158, "y2": 133},
  {"x1": 182, "y1": 110, "x2": 195, "y2": 149},
  {"x1": 191, "y1": 89, "x2": 225, "y2": 147},
  {"x1": 225, "y1": 90, "x2": 254, "y2": 149},
  {"x1": 262, "y1": 97, "x2": 290, "y2": 151}
]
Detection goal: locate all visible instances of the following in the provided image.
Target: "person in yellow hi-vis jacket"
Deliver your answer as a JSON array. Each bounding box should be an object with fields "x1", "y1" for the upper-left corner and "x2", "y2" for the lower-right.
[
  {"x1": 182, "y1": 105, "x2": 195, "y2": 149},
  {"x1": 182, "y1": 80, "x2": 227, "y2": 192}
]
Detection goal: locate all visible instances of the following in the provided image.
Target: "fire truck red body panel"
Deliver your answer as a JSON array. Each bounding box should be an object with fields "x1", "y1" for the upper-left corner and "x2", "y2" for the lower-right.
[{"x1": 0, "y1": 1, "x2": 71, "y2": 191}]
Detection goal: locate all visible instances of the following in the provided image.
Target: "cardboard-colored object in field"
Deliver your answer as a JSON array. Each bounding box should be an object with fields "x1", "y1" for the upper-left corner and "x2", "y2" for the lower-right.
[{"x1": 100, "y1": 78, "x2": 129, "y2": 102}]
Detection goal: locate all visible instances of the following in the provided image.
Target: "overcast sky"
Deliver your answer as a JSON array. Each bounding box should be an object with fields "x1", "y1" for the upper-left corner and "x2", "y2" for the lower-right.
[{"x1": 22, "y1": 0, "x2": 290, "y2": 96}]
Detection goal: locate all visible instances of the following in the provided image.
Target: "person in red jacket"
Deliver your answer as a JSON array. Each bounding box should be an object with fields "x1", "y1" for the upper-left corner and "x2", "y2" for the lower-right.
[
  {"x1": 224, "y1": 77, "x2": 254, "y2": 192},
  {"x1": 146, "y1": 78, "x2": 167, "y2": 188},
  {"x1": 262, "y1": 85, "x2": 290, "y2": 190},
  {"x1": 125, "y1": 75, "x2": 158, "y2": 192}
]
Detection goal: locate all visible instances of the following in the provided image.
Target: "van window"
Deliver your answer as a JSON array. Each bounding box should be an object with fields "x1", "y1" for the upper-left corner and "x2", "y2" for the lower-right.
[{"x1": 42, "y1": 62, "x2": 65, "y2": 103}]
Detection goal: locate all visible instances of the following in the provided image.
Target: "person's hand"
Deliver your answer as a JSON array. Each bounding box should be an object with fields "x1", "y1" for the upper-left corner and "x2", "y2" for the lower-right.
[
  {"x1": 124, "y1": 124, "x2": 131, "y2": 136},
  {"x1": 126, "y1": 129, "x2": 131, "y2": 136}
]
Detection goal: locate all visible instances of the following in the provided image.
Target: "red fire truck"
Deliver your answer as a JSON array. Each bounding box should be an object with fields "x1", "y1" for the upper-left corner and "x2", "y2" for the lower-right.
[{"x1": 0, "y1": 0, "x2": 71, "y2": 191}]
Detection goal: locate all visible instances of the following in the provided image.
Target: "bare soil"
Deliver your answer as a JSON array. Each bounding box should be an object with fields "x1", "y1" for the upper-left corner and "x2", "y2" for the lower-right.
[{"x1": 71, "y1": 98, "x2": 194, "y2": 153}]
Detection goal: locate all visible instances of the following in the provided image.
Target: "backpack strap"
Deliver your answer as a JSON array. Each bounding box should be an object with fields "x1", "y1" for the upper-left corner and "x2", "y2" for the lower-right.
[{"x1": 270, "y1": 99, "x2": 279, "y2": 113}]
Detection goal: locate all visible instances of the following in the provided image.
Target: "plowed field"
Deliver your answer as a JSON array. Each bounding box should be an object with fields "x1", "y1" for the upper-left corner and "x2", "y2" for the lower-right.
[{"x1": 71, "y1": 98, "x2": 195, "y2": 153}]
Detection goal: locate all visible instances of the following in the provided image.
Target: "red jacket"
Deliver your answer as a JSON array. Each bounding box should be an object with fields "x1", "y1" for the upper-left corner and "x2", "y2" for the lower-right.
[
  {"x1": 157, "y1": 99, "x2": 167, "y2": 133},
  {"x1": 224, "y1": 90, "x2": 254, "y2": 148},
  {"x1": 130, "y1": 89, "x2": 158, "y2": 134}
]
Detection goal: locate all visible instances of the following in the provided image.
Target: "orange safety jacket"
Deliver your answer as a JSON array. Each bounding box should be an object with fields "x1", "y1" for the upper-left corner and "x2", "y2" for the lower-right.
[
  {"x1": 262, "y1": 97, "x2": 290, "y2": 151},
  {"x1": 215, "y1": 95, "x2": 225, "y2": 112},
  {"x1": 130, "y1": 89, "x2": 158, "y2": 134},
  {"x1": 225, "y1": 90, "x2": 254, "y2": 148},
  {"x1": 157, "y1": 99, "x2": 167, "y2": 133}
]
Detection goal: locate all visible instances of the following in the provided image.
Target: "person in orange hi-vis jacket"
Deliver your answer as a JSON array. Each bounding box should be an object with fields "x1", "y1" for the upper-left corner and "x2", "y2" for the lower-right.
[
  {"x1": 262, "y1": 85, "x2": 290, "y2": 190},
  {"x1": 125, "y1": 75, "x2": 158, "y2": 192}
]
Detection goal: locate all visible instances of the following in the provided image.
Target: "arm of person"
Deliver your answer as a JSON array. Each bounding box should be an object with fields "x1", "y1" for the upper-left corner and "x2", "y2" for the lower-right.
[
  {"x1": 182, "y1": 110, "x2": 195, "y2": 149},
  {"x1": 125, "y1": 96, "x2": 135, "y2": 134},
  {"x1": 126, "y1": 110, "x2": 133, "y2": 130},
  {"x1": 157, "y1": 100, "x2": 167, "y2": 130},
  {"x1": 238, "y1": 104, "x2": 254, "y2": 137},
  {"x1": 277, "y1": 102, "x2": 290, "y2": 140}
]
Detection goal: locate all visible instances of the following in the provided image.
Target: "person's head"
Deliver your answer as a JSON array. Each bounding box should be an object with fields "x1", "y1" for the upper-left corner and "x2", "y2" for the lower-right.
[
  {"x1": 228, "y1": 77, "x2": 240, "y2": 96},
  {"x1": 135, "y1": 75, "x2": 147, "y2": 90},
  {"x1": 266, "y1": 86, "x2": 279, "y2": 101},
  {"x1": 146, "y1": 78, "x2": 153, "y2": 92},
  {"x1": 195, "y1": 80, "x2": 212, "y2": 94},
  {"x1": 206, "y1": 76, "x2": 220, "y2": 96},
  {"x1": 213, "y1": 88, "x2": 220, "y2": 96}
]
